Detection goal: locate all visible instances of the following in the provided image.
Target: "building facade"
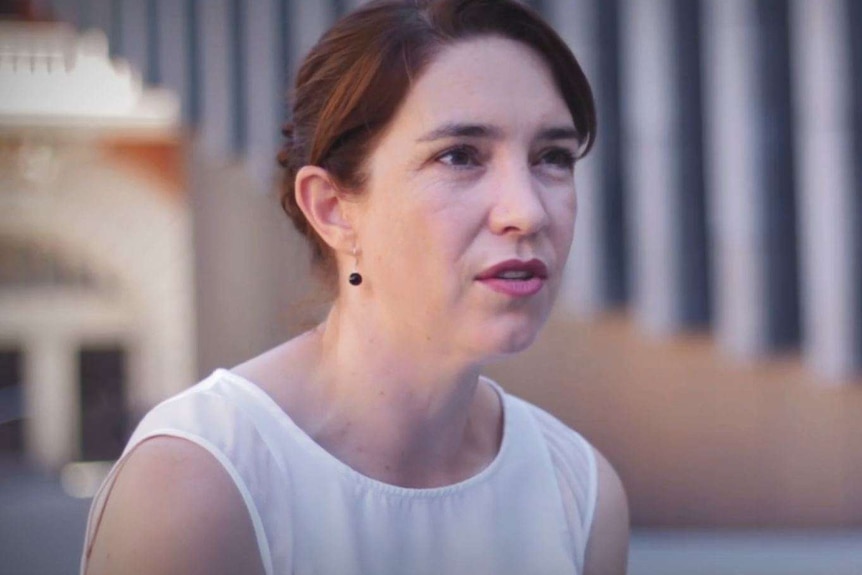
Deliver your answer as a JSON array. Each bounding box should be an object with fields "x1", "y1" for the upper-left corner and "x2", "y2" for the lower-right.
[
  {"x1": 0, "y1": 21, "x2": 194, "y2": 469},
  {"x1": 2, "y1": 0, "x2": 861, "y2": 526}
]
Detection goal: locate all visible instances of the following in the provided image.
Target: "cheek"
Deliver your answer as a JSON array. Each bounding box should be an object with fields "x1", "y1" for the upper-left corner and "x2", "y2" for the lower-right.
[
  {"x1": 366, "y1": 200, "x2": 456, "y2": 280},
  {"x1": 548, "y1": 189, "x2": 577, "y2": 244},
  {"x1": 411, "y1": 209, "x2": 475, "y2": 278}
]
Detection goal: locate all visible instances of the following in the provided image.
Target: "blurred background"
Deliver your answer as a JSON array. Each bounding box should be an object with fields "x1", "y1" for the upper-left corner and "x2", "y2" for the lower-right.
[{"x1": 0, "y1": 0, "x2": 861, "y2": 573}]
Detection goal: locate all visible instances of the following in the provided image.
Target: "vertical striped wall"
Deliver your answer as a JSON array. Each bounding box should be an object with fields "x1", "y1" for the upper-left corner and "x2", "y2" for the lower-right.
[
  {"x1": 39, "y1": 0, "x2": 861, "y2": 380},
  {"x1": 672, "y1": 0, "x2": 710, "y2": 329},
  {"x1": 551, "y1": 0, "x2": 605, "y2": 315},
  {"x1": 622, "y1": 0, "x2": 682, "y2": 334},
  {"x1": 792, "y1": 0, "x2": 859, "y2": 378},
  {"x1": 703, "y1": 0, "x2": 778, "y2": 358},
  {"x1": 850, "y1": 0, "x2": 862, "y2": 371},
  {"x1": 757, "y1": 0, "x2": 801, "y2": 351},
  {"x1": 592, "y1": 0, "x2": 629, "y2": 310}
]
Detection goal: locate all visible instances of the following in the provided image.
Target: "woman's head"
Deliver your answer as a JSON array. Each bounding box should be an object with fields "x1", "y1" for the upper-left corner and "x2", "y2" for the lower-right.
[{"x1": 278, "y1": 0, "x2": 596, "y2": 284}]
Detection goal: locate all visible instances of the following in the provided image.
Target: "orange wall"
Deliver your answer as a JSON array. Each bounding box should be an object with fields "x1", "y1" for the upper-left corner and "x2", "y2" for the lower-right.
[
  {"x1": 486, "y1": 312, "x2": 862, "y2": 528},
  {"x1": 101, "y1": 137, "x2": 187, "y2": 203}
]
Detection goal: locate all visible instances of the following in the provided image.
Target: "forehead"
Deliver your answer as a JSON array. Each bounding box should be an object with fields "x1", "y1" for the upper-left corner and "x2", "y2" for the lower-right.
[{"x1": 385, "y1": 36, "x2": 573, "y2": 139}]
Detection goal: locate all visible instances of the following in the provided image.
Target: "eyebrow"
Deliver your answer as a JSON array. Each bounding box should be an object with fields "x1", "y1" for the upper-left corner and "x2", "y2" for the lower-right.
[
  {"x1": 538, "y1": 126, "x2": 581, "y2": 142},
  {"x1": 416, "y1": 122, "x2": 580, "y2": 143},
  {"x1": 416, "y1": 123, "x2": 502, "y2": 142}
]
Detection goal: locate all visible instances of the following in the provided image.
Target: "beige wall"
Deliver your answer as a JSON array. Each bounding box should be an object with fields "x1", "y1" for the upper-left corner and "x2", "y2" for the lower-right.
[
  {"x1": 486, "y1": 311, "x2": 862, "y2": 528},
  {"x1": 189, "y1": 154, "x2": 321, "y2": 377},
  {"x1": 0, "y1": 132, "x2": 195, "y2": 468}
]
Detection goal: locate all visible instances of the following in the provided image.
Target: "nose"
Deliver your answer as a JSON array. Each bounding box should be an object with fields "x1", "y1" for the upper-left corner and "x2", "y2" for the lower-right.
[{"x1": 488, "y1": 162, "x2": 549, "y2": 237}]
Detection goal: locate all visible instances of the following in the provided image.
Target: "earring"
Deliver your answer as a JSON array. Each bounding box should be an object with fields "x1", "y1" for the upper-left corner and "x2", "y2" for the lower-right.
[{"x1": 348, "y1": 246, "x2": 362, "y2": 286}]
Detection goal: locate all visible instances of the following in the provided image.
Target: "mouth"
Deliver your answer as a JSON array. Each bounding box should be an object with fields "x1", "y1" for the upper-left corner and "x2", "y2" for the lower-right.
[{"x1": 475, "y1": 259, "x2": 549, "y2": 297}]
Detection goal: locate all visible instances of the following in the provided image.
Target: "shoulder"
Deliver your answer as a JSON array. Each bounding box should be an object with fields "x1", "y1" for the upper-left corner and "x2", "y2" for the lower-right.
[
  {"x1": 513, "y1": 398, "x2": 596, "y2": 531},
  {"x1": 514, "y1": 398, "x2": 629, "y2": 574},
  {"x1": 518, "y1": 398, "x2": 596, "y2": 486},
  {"x1": 85, "y1": 436, "x2": 266, "y2": 575},
  {"x1": 583, "y1": 448, "x2": 629, "y2": 575}
]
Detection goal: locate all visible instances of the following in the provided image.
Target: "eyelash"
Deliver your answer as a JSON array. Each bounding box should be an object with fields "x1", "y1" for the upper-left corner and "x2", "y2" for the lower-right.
[
  {"x1": 434, "y1": 145, "x2": 576, "y2": 172},
  {"x1": 536, "y1": 148, "x2": 577, "y2": 171},
  {"x1": 436, "y1": 145, "x2": 481, "y2": 169}
]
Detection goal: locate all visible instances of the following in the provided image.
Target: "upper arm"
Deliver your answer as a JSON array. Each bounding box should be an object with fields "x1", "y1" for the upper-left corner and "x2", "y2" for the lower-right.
[
  {"x1": 84, "y1": 436, "x2": 266, "y2": 575},
  {"x1": 583, "y1": 449, "x2": 629, "y2": 575}
]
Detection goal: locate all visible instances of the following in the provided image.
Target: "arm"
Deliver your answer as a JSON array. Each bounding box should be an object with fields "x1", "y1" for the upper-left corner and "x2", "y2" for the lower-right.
[
  {"x1": 85, "y1": 436, "x2": 266, "y2": 575},
  {"x1": 583, "y1": 449, "x2": 629, "y2": 575}
]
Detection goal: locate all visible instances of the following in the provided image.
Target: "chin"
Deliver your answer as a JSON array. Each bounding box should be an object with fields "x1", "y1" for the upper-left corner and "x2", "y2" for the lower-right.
[
  {"x1": 461, "y1": 298, "x2": 554, "y2": 362},
  {"x1": 477, "y1": 317, "x2": 545, "y2": 361}
]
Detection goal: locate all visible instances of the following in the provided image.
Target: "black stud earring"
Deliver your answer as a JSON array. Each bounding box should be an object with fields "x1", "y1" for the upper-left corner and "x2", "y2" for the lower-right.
[{"x1": 349, "y1": 246, "x2": 362, "y2": 286}]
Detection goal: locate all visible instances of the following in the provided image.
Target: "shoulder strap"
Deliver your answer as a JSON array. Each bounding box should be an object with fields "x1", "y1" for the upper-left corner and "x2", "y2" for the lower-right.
[
  {"x1": 80, "y1": 375, "x2": 292, "y2": 575},
  {"x1": 511, "y1": 395, "x2": 598, "y2": 573}
]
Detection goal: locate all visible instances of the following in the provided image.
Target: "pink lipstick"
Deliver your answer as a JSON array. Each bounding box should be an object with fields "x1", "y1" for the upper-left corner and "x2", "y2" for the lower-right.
[{"x1": 476, "y1": 259, "x2": 548, "y2": 297}]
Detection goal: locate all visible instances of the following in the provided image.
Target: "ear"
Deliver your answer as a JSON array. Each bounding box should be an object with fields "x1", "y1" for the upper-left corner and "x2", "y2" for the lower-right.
[{"x1": 294, "y1": 165, "x2": 356, "y2": 254}]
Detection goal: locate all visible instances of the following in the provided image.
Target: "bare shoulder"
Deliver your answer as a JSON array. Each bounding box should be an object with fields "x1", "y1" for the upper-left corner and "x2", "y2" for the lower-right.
[
  {"x1": 518, "y1": 401, "x2": 629, "y2": 573},
  {"x1": 85, "y1": 436, "x2": 266, "y2": 575},
  {"x1": 583, "y1": 448, "x2": 630, "y2": 575}
]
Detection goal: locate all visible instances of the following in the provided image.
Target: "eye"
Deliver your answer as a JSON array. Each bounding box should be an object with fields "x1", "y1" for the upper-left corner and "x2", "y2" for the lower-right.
[
  {"x1": 535, "y1": 147, "x2": 577, "y2": 172},
  {"x1": 436, "y1": 145, "x2": 481, "y2": 168}
]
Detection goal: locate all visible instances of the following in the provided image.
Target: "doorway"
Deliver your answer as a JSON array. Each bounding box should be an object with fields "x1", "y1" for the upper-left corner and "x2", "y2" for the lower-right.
[
  {"x1": 0, "y1": 348, "x2": 24, "y2": 458},
  {"x1": 78, "y1": 346, "x2": 129, "y2": 461}
]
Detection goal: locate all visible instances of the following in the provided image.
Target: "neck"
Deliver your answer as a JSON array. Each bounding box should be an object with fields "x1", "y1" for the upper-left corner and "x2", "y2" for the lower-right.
[{"x1": 306, "y1": 300, "x2": 495, "y2": 487}]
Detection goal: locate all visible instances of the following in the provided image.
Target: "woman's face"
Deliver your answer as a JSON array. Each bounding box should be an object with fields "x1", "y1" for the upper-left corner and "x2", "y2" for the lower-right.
[{"x1": 351, "y1": 36, "x2": 579, "y2": 363}]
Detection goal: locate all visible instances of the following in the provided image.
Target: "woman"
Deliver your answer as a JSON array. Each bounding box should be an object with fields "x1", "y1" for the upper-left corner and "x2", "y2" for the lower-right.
[{"x1": 82, "y1": 1, "x2": 628, "y2": 573}]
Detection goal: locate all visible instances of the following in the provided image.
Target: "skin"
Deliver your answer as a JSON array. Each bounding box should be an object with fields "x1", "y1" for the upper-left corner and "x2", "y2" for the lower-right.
[{"x1": 85, "y1": 36, "x2": 628, "y2": 575}]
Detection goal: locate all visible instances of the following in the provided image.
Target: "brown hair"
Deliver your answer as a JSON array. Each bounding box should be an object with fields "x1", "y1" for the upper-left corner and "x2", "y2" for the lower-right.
[{"x1": 277, "y1": 0, "x2": 596, "y2": 282}]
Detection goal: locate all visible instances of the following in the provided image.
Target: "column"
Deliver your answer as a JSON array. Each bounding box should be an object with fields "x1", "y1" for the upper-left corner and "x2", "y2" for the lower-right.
[
  {"x1": 244, "y1": 0, "x2": 281, "y2": 186},
  {"x1": 227, "y1": 0, "x2": 247, "y2": 156},
  {"x1": 290, "y1": 0, "x2": 335, "y2": 79},
  {"x1": 109, "y1": 0, "x2": 123, "y2": 57},
  {"x1": 547, "y1": 0, "x2": 607, "y2": 316},
  {"x1": 154, "y1": 0, "x2": 188, "y2": 121},
  {"x1": 186, "y1": 0, "x2": 202, "y2": 127},
  {"x1": 116, "y1": 0, "x2": 148, "y2": 81},
  {"x1": 853, "y1": 1, "x2": 862, "y2": 372},
  {"x1": 706, "y1": 0, "x2": 801, "y2": 357},
  {"x1": 702, "y1": 0, "x2": 769, "y2": 358},
  {"x1": 23, "y1": 336, "x2": 79, "y2": 470},
  {"x1": 197, "y1": 0, "x2": 232, "y2": 158},
  {"x1": 757, "y1": 0, "x2": 801, "y2": 351},
  {"x1": 791, "y1": 0, "x2": 858, "y2": 379},
  {"x1": 620, "y1": 0, "x2": 710, "y2": 334},
  {"x1": 673, "y1": 0, "x2": 711, "y2": 328},
  {"x1": 620, "y1": 0, "x2": 682, "y2": 334}
]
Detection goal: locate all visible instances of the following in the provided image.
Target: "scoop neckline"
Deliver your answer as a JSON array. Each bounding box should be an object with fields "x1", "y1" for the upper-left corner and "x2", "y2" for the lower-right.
[{"x1": 213, "y1": 368, "x2": 513, "y2": 497}]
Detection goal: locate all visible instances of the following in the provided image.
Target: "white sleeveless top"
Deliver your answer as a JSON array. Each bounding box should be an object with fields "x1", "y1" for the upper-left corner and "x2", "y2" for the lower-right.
[{"x1": 81, "y1": 369, "x2": 597, "y2": 575}]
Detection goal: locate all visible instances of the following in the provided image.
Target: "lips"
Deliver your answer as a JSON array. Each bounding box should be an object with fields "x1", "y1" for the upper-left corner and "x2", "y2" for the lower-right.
[
  {"x1": 475, "y1": 259, "x2": 549, "y2": 297},
  {"x1": 476, "y1": 259, "x2": 549, "y2": 281}
]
